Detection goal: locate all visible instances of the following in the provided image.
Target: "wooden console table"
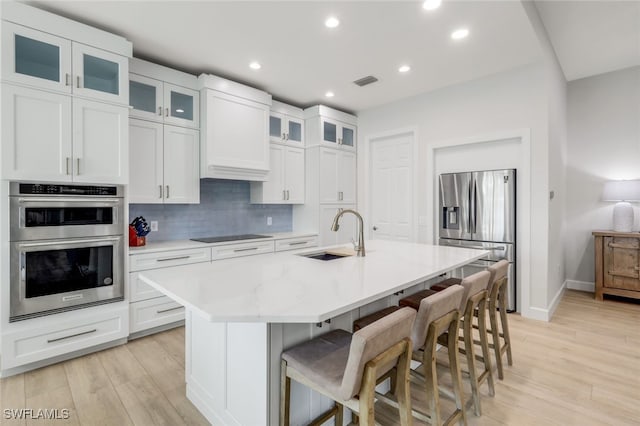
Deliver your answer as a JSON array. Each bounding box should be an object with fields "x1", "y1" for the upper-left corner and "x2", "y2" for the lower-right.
[{"x1": 593, "y1": 230, "x2": 640, "y2": 301}]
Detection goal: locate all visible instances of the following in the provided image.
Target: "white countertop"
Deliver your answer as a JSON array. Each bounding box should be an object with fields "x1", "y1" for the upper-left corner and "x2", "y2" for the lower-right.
[
  {"x1": 138, "y1": 240, "x2": 488, "y2": 323},
  {"x1": 128, "y1": 232, "x2": 318, "y2": 255}
]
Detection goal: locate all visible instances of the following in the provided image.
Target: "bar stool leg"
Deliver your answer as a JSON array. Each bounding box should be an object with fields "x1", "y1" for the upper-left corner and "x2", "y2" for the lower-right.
[
  {"x1": 488, "y1": 297, "x2": 504, "y2": 380},
  {"x1": 280, "y1": 360, "x2": 291, "y2": 426},
  {"x1": 395, "y1": 346, "x2": 412, "y2": 426},
  {"x1": 448, "y1": 323, "x2": 467, "y2": 426},
  {"x1": 423, "y1": 333, "x2": 442, "y2": 426},
  {"x1": 498, "y1": 284, "x2": 513, "y2": 366},
  {"x1": 335, "y1": 403, "x2": 344, "y2": 426},
  {"x1": 463, "y1": 314, "x2": 481, "y2": 416},
  {"x1": 477, "y1": 299, "x2": 495, "y2": 397}
]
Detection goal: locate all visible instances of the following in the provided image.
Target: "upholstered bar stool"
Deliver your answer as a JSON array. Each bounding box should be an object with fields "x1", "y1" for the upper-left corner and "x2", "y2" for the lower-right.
[
  {"x1": 484, "y1": 260, "x2": 513, "y2": 380},
  {"x1": 280, "y1": 307, "x2": 416, "y2": 426}
]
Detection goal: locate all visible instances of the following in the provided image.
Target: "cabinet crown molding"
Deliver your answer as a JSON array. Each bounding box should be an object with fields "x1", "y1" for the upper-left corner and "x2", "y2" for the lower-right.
[
  {"x1": 303, "y1": 105, "x2": 357, "y2": 125},
  {"x1": 198, "y1": 73, "x2": 272, "y2": 106}
]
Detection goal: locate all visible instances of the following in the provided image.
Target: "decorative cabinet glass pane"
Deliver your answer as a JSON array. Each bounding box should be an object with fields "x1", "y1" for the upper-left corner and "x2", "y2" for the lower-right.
[
  {"x1": 323, "y1": 121, "x2": 337, "y2": 143},
  {"x1": 170, "y1": 90, "x2": 194, "y2": 121},
  {"x1": 288, "y1": 120, "x2": 302, "y2": 143},
  {"x1": 130, "y1": 81, "x2": 157, "y2": 113},
  {"x1": 342, "y1": 127, "x2": 354, "y2": 147},
  {"x1": 15, "y1": 35, "x2": 61, "y2": 83},
  {"x1": 270, "y1": 116, "x2": 282, "y2": 139},
  {"x1": 83, "y1": 54, "x2": 119, "y2": 95}
]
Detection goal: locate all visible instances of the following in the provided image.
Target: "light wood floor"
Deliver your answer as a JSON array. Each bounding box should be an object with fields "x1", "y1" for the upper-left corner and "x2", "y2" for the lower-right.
[{"x1": 1, "y1": 290, "x2": 639, "y2": 425}]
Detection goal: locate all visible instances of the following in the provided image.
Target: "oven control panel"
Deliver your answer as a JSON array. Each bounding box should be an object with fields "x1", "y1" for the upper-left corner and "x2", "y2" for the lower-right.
[{"x1": 17, "y1": 184, "x2": 119, "y2": 196}]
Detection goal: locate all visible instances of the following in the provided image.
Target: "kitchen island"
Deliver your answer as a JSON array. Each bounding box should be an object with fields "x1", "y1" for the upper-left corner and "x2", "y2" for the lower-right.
[{"x1": 139, "y1": 240, "x2": 488, "y2": 425}]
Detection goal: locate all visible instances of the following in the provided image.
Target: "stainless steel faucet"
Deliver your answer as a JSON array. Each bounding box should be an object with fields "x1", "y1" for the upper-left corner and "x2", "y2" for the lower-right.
[{"x1": 330, "y1": 209, "x2": 366, "y2": 257}]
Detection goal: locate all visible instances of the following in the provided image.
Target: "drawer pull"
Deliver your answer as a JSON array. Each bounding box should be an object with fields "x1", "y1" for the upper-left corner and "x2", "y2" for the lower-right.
[
  {"x1": 288, "y1": 241, "x2": 308, "y2": 246},
  {"x1": 607, "y1": 243, "x2": 640, "y2": 249},
  {"x1": 47, "y1": 328, "x2": 97, "y2": 343},
  {"x1": 157, "y1": 256, "x2": 191, "y2": 262},
  {"x1": 234, "y1": 247, "x2": 259, "y2": 252},
  {"x1": 157, "y1": 306, "x2": 183, "y2": 314}
]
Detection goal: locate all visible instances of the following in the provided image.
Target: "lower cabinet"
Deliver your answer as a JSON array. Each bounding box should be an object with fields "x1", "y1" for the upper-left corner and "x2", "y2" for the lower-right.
[{"x1": 130, "y1": 295, "x2": 185, "y2": 334}]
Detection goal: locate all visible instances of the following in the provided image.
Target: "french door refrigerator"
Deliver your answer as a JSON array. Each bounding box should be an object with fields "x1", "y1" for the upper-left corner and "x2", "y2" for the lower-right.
[{"x1": 439, "y1": 169, "x2": 516, "y2": 311}]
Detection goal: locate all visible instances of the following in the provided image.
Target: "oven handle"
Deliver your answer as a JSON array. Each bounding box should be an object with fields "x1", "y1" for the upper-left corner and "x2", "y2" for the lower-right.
[
  {"x1": 16, "y1": 236, "x2": 122, "y2": 248},
  {"x1": 17, "y1": 198, "x2": 121, "y2": 204}
]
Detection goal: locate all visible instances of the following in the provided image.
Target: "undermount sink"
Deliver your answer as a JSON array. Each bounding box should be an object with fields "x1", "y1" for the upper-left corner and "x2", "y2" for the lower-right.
[{"x1": 299, "y1": 251, "x2": 353, "y2": 261}]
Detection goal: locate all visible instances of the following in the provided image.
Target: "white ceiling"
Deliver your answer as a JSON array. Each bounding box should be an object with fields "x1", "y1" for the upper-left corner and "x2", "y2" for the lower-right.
[
  {"x1": 535, "y1": 0, "x2": 640, "y2": 81},
  {"x1": 26, "y1": 1, "x2": 542, "y2": 113}
]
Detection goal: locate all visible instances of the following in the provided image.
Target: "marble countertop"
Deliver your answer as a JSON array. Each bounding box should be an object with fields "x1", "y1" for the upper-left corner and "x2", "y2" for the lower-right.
[
  {"x1": 138, "y1": 240, "x2": 488, "y2": 323},
  {"x1": 128, "y1": 232, "x2": 318, "y2": 255}
]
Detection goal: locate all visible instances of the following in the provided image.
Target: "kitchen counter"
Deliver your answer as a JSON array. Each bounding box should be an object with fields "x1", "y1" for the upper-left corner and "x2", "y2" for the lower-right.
[
  {"x1": 138, "y1": 240, "x2": 488, "y2": 426},
  {"x1": 139, "y1": 239, "x2": 488, "y2": 323},
  {"x1": 128, "y1": 231, "x2": 318, "y2": 255}
]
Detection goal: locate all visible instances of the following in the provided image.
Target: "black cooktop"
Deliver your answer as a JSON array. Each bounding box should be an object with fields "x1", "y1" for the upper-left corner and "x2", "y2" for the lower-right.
[{"x1": 190, "y1": 234, "x2": 271, "y2": 244}]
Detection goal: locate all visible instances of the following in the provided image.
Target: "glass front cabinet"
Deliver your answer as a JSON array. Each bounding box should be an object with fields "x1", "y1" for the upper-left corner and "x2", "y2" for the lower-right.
[
  {"x1": 321, "y1": 118, "x2": 356, "y2": 150},
  {"x1": 269, "y1": 113, "x2": 304, "y2": 146},
  {"x1": 2, "y1": 22, "x2": 129, "y2": 105}
]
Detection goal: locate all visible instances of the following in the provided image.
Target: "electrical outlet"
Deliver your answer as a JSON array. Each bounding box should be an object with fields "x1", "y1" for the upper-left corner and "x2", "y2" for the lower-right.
[
  {"x1": 267, "y1": 217, "x2": 272, "y2": 226},
  {"x1": 150, "y1": 221, "x2": 158, "y2": 232}
]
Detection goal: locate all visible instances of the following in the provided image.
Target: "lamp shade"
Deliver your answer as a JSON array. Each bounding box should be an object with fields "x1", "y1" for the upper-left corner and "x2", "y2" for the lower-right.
[{"x1": 602, "y1": 180, "x2": 640, "y2": 201}]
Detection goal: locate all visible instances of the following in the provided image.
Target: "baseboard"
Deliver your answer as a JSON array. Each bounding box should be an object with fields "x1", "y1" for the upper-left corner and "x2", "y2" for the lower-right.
[
  {"x1": 547, "y1": 281, "x2": 566, "y2": 320},
  {"x1": 524, "y1": 281, "x2": 566, "y2": 322},
  {"x1": 565, "y1": 279, "x2": 595, "y2": 293}
]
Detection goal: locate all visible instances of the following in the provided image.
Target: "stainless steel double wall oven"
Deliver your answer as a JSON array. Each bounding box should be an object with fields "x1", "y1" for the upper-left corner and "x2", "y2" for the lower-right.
[{"x1": 9, "y1": 183, "x2": 125, "y2": 321}]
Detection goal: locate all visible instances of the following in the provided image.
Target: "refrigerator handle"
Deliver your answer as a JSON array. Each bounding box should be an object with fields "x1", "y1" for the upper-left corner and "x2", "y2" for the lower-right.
[{"x1": 470, "y1": 178, "x2": 476, "y2": 234}]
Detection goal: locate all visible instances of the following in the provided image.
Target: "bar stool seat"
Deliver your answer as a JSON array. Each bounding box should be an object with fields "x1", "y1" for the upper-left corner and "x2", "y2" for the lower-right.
[
  {"x1": 398, "y1": 289, "x2": 437, "y2": 310},
  {"x1": 429, "y1": 277, "x2": 462, "y2": 292},
  {"x1": 353, "y1": 306, "x2": 401, "y2": 331}
]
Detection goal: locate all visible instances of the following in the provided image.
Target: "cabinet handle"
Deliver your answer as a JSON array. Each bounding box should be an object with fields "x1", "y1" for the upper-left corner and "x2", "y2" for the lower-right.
[
  {"x1": 47, "y1": 329, "x2": 97, "y2": 343},
  {"x1": 288, "y1": 241, "x2": 307, "y2": 246},
  {"x1": 165, "y1": 108, "x2": 169, "y2": 117},
  {"x1": 234, "y1": 247, "x2": 259, "y2": 252},
  {"x1": 157, "y1": 256, "x2": 191, "y2": 262},
  {"x1": 282, "y1": 133, "x2": 286, "y2": 140},
  {"x1": 76, "y1": 76, "x2": 81, "y2": 88},
  {"x1": 158, "y1": 106, "x2": 163, "y2": 116},
  {"x1": 285, "y1": 133, "x2": 289, "y2": 141},
  {"x1": 65, "y1": 157, "x2": 70, "y2": 175},
  {"x1": 76, "y1": 158, "x2": 80, "y2": 175},
  {"x1": 65, "y1": 73, "x2": 71, "y2": 86},
  {"x1": 166, "y1": 185, "x2": 170, "y2": 198},
  {"x1": 157, "y1": 306, "x2": 183, "y2": 314},
  {"x1": 159, "y1": 185, "x2": 163, "y2": 199},
  {"x1": 287, "y1": 190, "x2": 290, "y2": 200}
]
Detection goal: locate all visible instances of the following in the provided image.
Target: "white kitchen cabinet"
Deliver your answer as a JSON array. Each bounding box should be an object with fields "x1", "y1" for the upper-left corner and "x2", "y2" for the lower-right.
[
  {"x1": 129, "y1": 119, "x2": 199, "y2": 204},
  {"x1": 269, "y1": 114, "x2": 304, "y2": 146},
  {"x1": 319, "y1": 204, "x2": 358, "y2": 246},
  {"x1": 274, "y1": 235, "x2": 319, "y2": 252},
  {"x1": 129, "y1": 70, "x2": 199, "y2": 129},
  {"x1": 321, "y1": 118, "x2": 356, "y2": 150},
  {"x1": 250, "y1": 145, "x2": 305, "y2": 204},
  {"x1": 319, "y1": 148, "x2": 356, "y2": 204},
  {"x1": 199, "y1": 74, "x2": 272, "y2": 181},
  {"x1": 129, "y1": 296, "x2": 185, "y2": 334},
  {"x1": 1, "y1": 84, "x2": 72, "y2": 181},
  {"x1": 72, "y1": 98, "x2": 128, "y2": 184},
  {"x1": 72, "y1": 43, "x2": 128, "y2": 105}
]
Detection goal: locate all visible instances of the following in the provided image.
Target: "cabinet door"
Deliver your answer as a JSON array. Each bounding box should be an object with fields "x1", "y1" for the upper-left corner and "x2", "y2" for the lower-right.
[
  {"x1": 163, "y1": 83, "x2": 199, "y2": 129},
  {"x1": 286, "y1": 117, "x2": 304, "y2": 146},
  {"x1": 269, "y1": 113, "x2": 286, "y2": 144},
  {"x1": 72, "y1": 43, "x2": 128, "y2": 105},
  {"x1": 1, "y1": 22, "x2": 72, "y2": 93},
  {"x1": 603, "y1": 236, "x2": 640, "y2": 291},
  {"x1": 2, "y1": 85, "x2": 72, "y2": 181},
  {"x1": 321, "y1": 118, "x2": 339, "y2": 146},
  {"x1": 285, "y1": 147, "x2": 305, "y2": 204},
  {"x1": 129, "y1": 119, "x2": 164, "y2": 203},
  {"x1": 338, "y1": 151, "x2": 357, "y2": 204},
  {"x1": 319, "y1": 148, "x2": 339, "y2": 203},
  {"x1": 72, "y1": 99, "x2": 128, "y2": 184},
  {"x1": 340, "y1": 123, "x2": 356, "y2": 150},
  {"x1": 263, "y1": 144, "x2": 286, "y2": 202},
  {"x1": 163, "y1": 126, "x2": 200, "y2": 204},
  {"x1": 129, "y1": 74, "x2": 163, "y2": 122}
]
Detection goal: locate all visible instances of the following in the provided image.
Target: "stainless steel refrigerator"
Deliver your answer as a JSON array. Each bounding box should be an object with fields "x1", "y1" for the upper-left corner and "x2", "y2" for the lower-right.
[{"x1": 438, "y1": 169, "x2": 516, "y2": 311}]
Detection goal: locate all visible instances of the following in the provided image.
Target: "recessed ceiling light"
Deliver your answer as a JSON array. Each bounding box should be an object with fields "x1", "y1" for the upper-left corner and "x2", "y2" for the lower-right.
[
  {"x1": 325, "y1": 16, "x2": 340, "y2": 28},
  {"x1": 249, "y1": 61, "x2": 261, "y2": 70},
  {"x1": 422, "y1": 0, "x2": 442, "y2": 11},
  {"x1": 451, "y1": 28, "x2": 469, "y2": 40},
  {"x1": 398, "y1": 65, "x2": 411, "y2": 73},
  {"x1": 325, "y1": 91, "x2": 335, "y2": 98}
]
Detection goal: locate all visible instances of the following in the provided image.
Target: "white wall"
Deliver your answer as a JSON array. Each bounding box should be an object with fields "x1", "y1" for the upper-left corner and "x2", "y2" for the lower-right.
[
  {"x1": 356, "y1": 63, "x2": 550, "y2": 317},
  {"x1": 565, "y1": 66, "x2": 640, "y2": 287}
]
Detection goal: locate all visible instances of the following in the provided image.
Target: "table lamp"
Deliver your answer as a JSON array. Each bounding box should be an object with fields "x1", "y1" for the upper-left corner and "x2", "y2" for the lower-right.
[{"x1": 602, "y1": 180, "x2": 640, "y2": 232}]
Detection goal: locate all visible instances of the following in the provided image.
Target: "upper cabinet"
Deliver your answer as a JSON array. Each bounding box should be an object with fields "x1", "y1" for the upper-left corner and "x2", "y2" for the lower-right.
[
  {"x1": 199, "y1": 74, "x2": 271, "y2": 181},
  {"x1": 269, "y1": 100, "x2": 304, "y2": 146},
  {"x1": 129, "y1": 58, "x2": 199, "y2": 129},
  {"x1": 2, "y1": 22, "x2": 129, "y2": 106},
  {"x1": 305, "y1": 105, "x2": 357, "y2": 151}
]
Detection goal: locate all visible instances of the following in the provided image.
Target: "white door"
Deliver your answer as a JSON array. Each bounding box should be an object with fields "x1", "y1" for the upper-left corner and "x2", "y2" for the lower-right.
[
  {"x1": 72, "y1": 42, "x2": 128, "y2": 105},
  {"x1": 264, "y1": 144, "x2": 286, "y2": 202},
  {"x1": 129, "y1": 73, "x2": 163, "y2": 122},
  {"x1": 163, "y1": 83, "x2": 199, "y2": 129},
  {"x1": 370, "y1": 132, "x2": 414, "y2": 241},
  {"x1": 163, "y1": 126, "x2": 200, "y2": 204},
  {"x1": 1, "y1": 85, "x2": 72, "y2": 181},
  {"x1": 319, "y1": 148, "x2": 339, "y2": 203},
  {"x1": 129, "y1": 119, "x2": 164, "y2": 203},
  {"x1": 73, "y1": 99, "x2": 128, "y2": 184},
  {"x1": 285, "y1": 147, "x2": 305, "y2": 204},
  {"x1": 338, "y1": 151, "x2": 357, "y2": 204}
]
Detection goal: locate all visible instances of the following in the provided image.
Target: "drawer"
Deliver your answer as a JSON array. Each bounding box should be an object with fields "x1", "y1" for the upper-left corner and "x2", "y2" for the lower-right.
[
  {"x1": 275, "y1": 236, "x2": 318, "y2": 252},
  {"x1": 130, "y1": 247, "x2": 211, "y2": 272},
  {"x1": 1, "y1": 305, "x2": 128, "y2": 369},
  {"x1": 129, "y1": 272, "x2": 164, "y2": 302},
  {"x1": 130, "y1": 296, "x2": 184, "y2": 333},
  {"x1": 211, "y1": 240, "x2": 274, "y2": 260}
]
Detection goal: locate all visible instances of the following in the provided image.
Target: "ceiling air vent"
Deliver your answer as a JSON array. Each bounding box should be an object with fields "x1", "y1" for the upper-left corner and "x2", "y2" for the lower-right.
[{"x1": 353, "y1": 75, "x2": 378, "y2": 87}]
